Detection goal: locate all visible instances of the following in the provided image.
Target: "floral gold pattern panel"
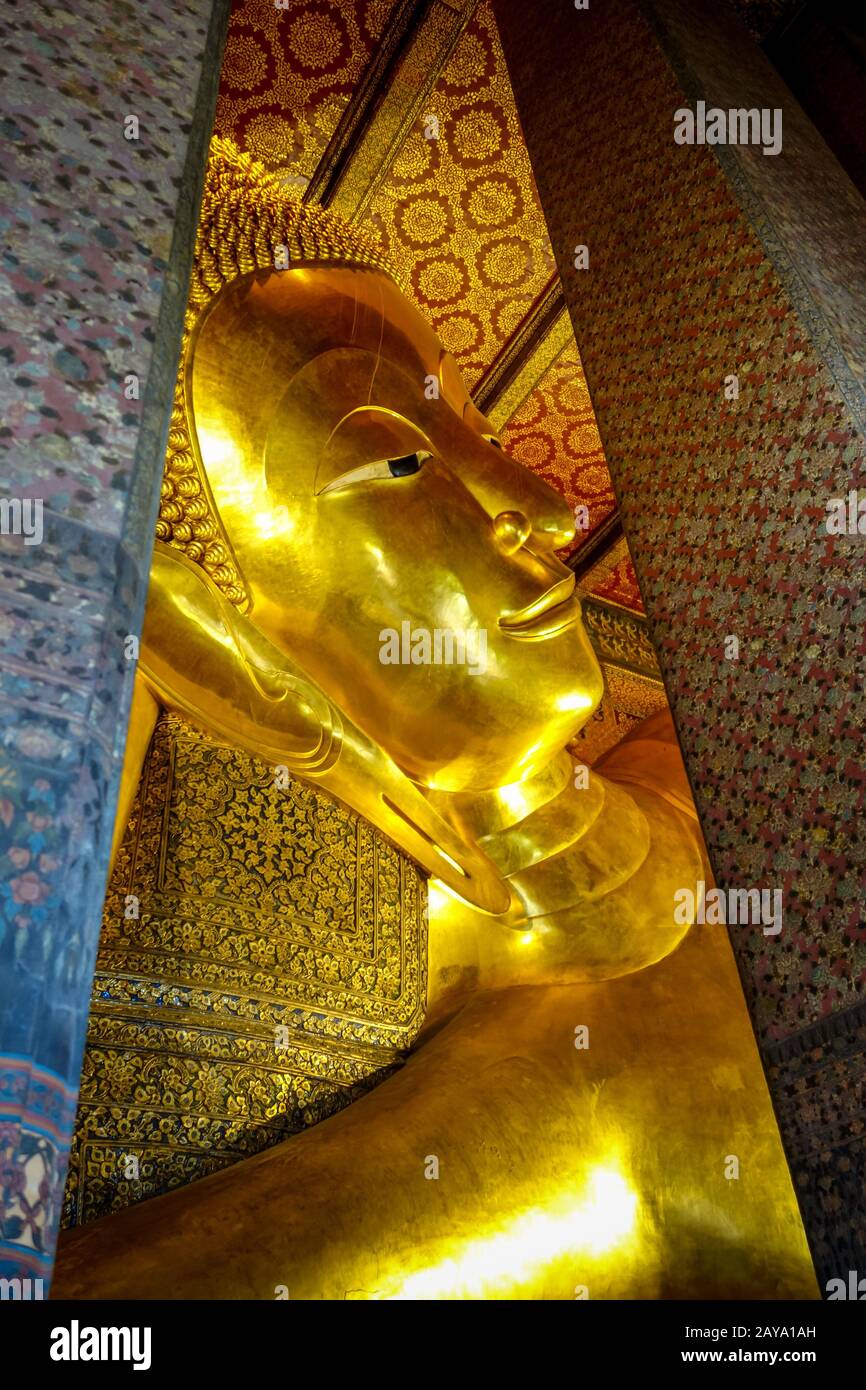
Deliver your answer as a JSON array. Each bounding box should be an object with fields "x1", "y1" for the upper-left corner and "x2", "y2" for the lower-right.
[
  {"x1": 574, "y1": 535, "x2": 637, "y2": 606},
  {"x1": 501, "y1": 342, "x2": 617, "y2": 557},
  {"x1": 63, "y1": 711, "x2": 427, "y2": 1227},
  {"x1": 364, "y1": 0, "x2": 557, "y2": 386},
  {"x1": 213, "y1": 0, "x2": 401, "y2": 187},
  {"x1": 590, "y1": 554, "x2": 645, "y2": 615},
  {"x1": 581, "y1": 598, "x2": 662, "y2": 682},
  {"x1": 570, "y1": 603, "x2": 666, "y2": 764}
]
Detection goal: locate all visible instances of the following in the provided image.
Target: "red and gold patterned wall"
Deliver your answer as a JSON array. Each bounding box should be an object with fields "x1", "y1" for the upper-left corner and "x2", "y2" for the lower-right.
[{"x1": 214, "y1": 0, "x2": 402, "y2": 185}]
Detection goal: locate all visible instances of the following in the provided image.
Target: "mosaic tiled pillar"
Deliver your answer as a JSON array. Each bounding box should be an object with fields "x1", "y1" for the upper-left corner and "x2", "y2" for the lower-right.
[
  {"x1": 493, "y1": 0, "x2": 866, "y2": 1288},
  {"x1": 0, "y1": 0, "x2": 229, "y2": 1286}
]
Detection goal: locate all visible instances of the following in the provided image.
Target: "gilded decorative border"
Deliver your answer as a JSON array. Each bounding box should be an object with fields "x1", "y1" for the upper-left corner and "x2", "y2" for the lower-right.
[{"x1": 582, "y1": 596, "x2": 663, "y2": 682}]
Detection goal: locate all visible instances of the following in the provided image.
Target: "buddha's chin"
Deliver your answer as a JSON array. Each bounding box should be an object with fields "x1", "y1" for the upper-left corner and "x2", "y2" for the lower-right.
[
  {"x1": 385, "y1": 653, "x2": 600, "y2": 792},
  {"x1": 395, "y1": 702, "x2": 589, "y2": 795}
]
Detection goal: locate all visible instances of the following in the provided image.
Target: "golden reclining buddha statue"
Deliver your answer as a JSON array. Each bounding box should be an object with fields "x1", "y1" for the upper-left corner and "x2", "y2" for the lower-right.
[{"x1": 52, "y1": 139, "x2": 815, "y2": 1301}]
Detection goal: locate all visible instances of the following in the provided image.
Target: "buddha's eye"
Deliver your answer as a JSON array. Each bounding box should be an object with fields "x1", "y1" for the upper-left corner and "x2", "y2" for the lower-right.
[
  {"x1": 319, "y1": 451, "x2": 431, "y2": 495},
  {"x1": 388, "y1": 453, "x2": 424, "y2": 477},
  {"x1": 483, "y1": 435, "x2": 503, "y2": 451}
]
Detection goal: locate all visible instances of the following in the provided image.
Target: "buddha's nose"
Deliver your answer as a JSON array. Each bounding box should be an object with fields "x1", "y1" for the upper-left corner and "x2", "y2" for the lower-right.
[
  {"x1": 493, "y1": 510, "x2": 532, "y2": 555},
  {"x1": 468, "y1": 438, "x2": 576, "y2": 551}
]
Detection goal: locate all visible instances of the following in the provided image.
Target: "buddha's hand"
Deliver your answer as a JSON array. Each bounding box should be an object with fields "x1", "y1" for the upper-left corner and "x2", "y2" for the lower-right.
[{"x1": 140, "y1": 542, "x2": 338, "y2": 768}]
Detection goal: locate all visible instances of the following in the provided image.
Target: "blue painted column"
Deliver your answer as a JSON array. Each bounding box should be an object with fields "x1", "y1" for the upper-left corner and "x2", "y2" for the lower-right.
[{"x1": 0, "y1": 0, "x2": 229, "y2": 1286}]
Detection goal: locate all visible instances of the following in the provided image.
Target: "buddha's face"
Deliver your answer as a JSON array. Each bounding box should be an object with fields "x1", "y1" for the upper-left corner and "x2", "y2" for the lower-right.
[{"x1": 190, "y1": 265, "x2": 603, "y2": 791}]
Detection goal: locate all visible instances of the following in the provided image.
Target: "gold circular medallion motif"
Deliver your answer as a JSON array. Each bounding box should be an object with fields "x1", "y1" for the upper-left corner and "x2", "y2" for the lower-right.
[
  {"x1": 398, "y1": 196, "x2": 450, "y2": 246},
  {"x1": 441, "y1": 31, "x2": 492, "y2": 92},
  {"x1": 452, "y1": 108, "x2": 504, "y2": 163},
  {"x1": 466, "y1": 177, "x2": 518, "y2": 228},
  {"x1": 241, "y1": 111, "x2": 303, "y2": 168},
  {"x1": 436, "y1": 313, "x2": 482, "y2": 356},
  {"x1": 288, "y1": 13, "x2": 345, "y2": 70},
  {"x1": 481, "y1": 239, "x2": 531, "y2": 287},
  {"x1": 391, "y1": 128, "x2": 436, "y2": 183},
  {"x1": 416, "y1": 258, "x2": 468, "y2": 303},
  {"x1": 222, "y1": 32, "x2": 270, "y2": 92}
]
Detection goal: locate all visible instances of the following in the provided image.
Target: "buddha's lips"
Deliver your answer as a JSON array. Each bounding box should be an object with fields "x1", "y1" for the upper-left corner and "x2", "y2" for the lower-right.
[{"x1": 499, "y1": 574, "x2": 578, "y2": 638}]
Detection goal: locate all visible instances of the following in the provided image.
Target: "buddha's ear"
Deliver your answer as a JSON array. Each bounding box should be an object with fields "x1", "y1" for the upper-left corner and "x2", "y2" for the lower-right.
[{"x1": 140, "y1": 544, "x2": 517, "y2": 918}]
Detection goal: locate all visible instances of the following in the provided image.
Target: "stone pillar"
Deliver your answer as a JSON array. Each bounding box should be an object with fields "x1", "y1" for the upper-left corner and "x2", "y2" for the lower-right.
[
  {"x1": 493, "y1": 0, "x2": 866, "y2": 1289},
  {"x1": 0, "y1": 0, "x2": 229, "y2": 1287}
]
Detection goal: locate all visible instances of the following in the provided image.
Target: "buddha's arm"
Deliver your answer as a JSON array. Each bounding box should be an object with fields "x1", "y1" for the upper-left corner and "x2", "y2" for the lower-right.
[
  {"x1": 105, "y1": 542, "x2": 331, "y2": 880},
  {"x1": 139, "y1": 543, "x2": 332, "y2": 766},
  {"x1": 52, "y1": 929, "x2": 817, "y2": 1301},
  {"x1": 133, "y1": 542, "x2": 513, "y2": 916}
]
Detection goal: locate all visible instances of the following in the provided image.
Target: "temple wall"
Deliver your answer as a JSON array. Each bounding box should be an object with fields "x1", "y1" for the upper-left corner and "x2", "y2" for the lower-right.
[
  {"x1": 493, "y1": 0, "x2": 866, "y2": 1288},
  {"x1": 0, "y1": 0, "x2": 229, "y2": 1284}
]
